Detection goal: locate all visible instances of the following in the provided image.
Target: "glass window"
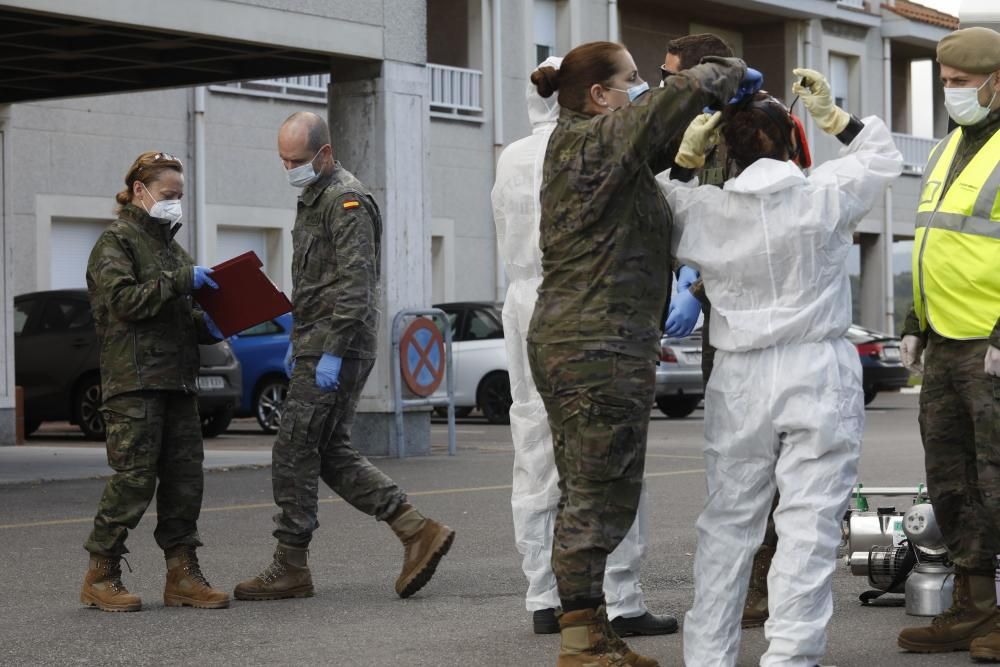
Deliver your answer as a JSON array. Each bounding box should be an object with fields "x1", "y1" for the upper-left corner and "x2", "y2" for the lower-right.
[
  {"x1": 238, "y1": 320, "x2": 283, "y2": 337},
  {"x1": 466, "y1": 308, "x2": 503, "y2": 341},
  {"x1": 39, "y1": 299, "x2": 91, "y2": 333},
  {"x1": 829, "y1": 54, "x2": 851, "y2": 112},
  {"x1": 13, "y1": 299, "x2": 35, "y2": 335},
  {"x1": 435, "y1": 311, "x2": 461, "y2": 341},
  {"x1": 534, "y1": 0, "x2": 557, "y2": 66}
]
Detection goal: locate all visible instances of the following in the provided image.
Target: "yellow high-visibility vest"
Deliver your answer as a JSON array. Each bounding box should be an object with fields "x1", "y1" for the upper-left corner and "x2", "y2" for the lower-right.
[{"x1": 913, "y1": 126, "x2": 1000, "y2": 339}]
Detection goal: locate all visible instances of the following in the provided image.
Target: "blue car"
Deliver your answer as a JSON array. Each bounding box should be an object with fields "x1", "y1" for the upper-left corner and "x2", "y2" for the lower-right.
[{"x1": 231, "y1": 313, "x2": 292, "y2": 433}]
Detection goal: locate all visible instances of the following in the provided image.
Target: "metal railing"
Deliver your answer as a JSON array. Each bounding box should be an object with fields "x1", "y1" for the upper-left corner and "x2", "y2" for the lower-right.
[
  {"x1": 428, "y1": 63, "x2": 484, "y2": 122},
  {"x1": 210, "y1": 74, "x2": 330, "y2": 103},
  {"x1": 892, "y1": 133, "x2": 939, "y2": 175}
]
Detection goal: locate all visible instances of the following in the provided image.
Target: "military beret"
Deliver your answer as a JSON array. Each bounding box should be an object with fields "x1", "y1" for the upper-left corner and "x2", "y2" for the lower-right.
[{"x1": 937, "y1": 27, "x2": 1000, "y2": 74}]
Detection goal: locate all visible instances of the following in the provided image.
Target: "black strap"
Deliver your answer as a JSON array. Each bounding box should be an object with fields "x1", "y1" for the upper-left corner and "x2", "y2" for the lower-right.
[{"x1": 859, "y1": 544, "x2": 917, "y2": 605}]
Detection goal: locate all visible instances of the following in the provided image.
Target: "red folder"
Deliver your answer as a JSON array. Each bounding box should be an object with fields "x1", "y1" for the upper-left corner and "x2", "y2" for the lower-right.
[{"x1": 193, "y1": 251, "x2": 292, "y2": 337}]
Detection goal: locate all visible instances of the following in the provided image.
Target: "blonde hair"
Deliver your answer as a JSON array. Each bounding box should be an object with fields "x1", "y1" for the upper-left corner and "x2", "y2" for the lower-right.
[{"x1": 115, "y1": 151, "x2": 184, "y2": 213}]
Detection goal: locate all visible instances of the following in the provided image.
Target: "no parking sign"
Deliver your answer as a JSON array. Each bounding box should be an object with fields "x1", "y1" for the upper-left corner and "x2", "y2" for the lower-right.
[{"x1": 399, "y1": 317, "x2": 446, "y2": 397}]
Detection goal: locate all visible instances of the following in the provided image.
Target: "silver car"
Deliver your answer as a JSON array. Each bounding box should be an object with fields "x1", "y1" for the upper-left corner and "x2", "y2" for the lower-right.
[{"x1": 655, "y1": 328, "x2": 704, "y2": 418}]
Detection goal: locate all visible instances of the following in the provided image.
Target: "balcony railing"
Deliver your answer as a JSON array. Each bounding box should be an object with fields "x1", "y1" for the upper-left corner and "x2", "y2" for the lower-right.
[
  {"x1": 429, "y1": 63, "x2": 484, "y2": 123},
  {"x1": 836, "y1": 0, "x2": 865, "y2": 9},
  {"x1": 892, "y1": 133, "x2": 939, "y2": 175},
  {"x1": 211, "y1": 66, "x2": 485, "y2": 123},
  {"x1": 210, "y1": 74, "x2": 330, "y2": 103}
]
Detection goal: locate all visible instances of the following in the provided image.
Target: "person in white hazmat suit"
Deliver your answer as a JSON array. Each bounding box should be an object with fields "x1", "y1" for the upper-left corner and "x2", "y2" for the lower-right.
[
  {"x1": 656, "y1": 69, "x2": 903, "y2": 666},
  {"x1": 493, "y1": 57, "x2": 676, "y2": 638}
]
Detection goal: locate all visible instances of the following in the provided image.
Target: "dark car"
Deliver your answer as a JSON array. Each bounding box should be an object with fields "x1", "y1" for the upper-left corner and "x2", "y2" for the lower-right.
[
  {"x1": 230, "y1": 313, "x2": 293, "y2": 433},
  {"x1": 846, "y1": 324, "x2": 910, "y2": 405},
  {"x1": 14, "y1": 289, "x2": 242, "y2": 439}
]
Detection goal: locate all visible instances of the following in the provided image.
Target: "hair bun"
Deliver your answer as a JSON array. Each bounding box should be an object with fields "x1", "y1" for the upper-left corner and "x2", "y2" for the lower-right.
[{"x1": 531, "y1": 66, "x2": 560, "y2": 98}]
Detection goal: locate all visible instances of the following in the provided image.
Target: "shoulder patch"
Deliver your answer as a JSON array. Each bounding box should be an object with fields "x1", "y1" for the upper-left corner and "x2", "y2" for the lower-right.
[{"x1": 342, "y1": 199, "x2": 360, "y2": 209}]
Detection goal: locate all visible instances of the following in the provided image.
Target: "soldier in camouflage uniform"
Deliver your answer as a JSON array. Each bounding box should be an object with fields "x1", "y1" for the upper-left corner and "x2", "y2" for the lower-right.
[
  {"x1": 234, "y1": 112, "x2": 455, "y2": 602},
  {"x1": 897, "y1": 28, "x2": 1000, "y2": 658},
  {"x1": 81, "y1": 151, "x2": 230, "y2": 612},
  {"x1": 525, "y1": 41, "x2": 745, "y2": 666}
]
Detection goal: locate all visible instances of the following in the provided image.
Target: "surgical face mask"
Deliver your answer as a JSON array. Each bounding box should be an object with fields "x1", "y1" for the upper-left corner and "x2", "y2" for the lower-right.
[
  {"x1": 140, "y1": 183, "x2": 182, "y2": 224},
  {"x1": 606, "y1": 80, "x2": 650, "y2": 107},
  {"x1": 944, "y1": 76, "x2": 998, "y2": 126},
  {"x1": 285, "y1": 149, "x2": 322, "y2": 188}
]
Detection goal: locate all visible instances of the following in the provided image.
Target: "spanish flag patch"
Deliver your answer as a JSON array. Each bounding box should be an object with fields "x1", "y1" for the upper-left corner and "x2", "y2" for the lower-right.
[{"x1": 342, "y1": 200, "x2": 360, "y2": 209}]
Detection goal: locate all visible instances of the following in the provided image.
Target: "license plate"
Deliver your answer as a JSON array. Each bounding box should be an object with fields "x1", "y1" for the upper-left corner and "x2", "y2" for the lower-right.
[
  {"x1": 197, "y1": 376, "x2": 225, "y2": 390},
  {"x1": 883, "y1": 347, "x2": 901, "y2": 361}
]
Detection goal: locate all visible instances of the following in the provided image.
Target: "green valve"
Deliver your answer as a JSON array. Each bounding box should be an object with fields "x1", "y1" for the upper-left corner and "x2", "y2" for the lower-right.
[{"x1": 854, "y1": 483, "x2": 869, "y2": 512}]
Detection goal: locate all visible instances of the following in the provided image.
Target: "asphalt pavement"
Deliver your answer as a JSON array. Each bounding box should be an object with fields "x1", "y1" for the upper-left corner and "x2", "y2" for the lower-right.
[{"x1": 0, "y1": 390, "x2": 978, "y2": 666}]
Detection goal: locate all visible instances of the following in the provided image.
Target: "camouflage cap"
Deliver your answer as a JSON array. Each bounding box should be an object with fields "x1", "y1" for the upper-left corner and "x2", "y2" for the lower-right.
[{"x1": 937, "y1": 27, "x2": 1000, "y2": 74}]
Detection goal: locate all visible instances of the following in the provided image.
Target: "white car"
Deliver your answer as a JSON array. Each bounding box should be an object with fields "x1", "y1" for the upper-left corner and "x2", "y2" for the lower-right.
[{"x1": 431, "y1": 302, "x2": 511, "y2": 423}]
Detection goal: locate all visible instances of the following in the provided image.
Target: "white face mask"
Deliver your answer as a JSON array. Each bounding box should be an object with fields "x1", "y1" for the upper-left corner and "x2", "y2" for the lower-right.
[
  {"x1": 140, "y1": 183, "x2": 183, "y2": 224},
  {"x1": 285, "y1": 148, "x2": 323, "y2": 188},
  {"x1": 944, "y1": 76, "x2": 998, "y2": 126}
]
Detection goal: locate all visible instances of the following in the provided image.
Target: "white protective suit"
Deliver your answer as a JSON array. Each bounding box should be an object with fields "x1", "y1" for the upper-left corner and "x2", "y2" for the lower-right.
[
  {"x1": 656, "y1": 116, "x2": 902, "y2": 666},
  {"x1": 494, "y1": 57, "x2": 651, "y2": 619}
]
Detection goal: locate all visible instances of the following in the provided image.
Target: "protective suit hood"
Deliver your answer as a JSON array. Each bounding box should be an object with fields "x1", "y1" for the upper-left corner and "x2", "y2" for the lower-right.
[
  {"x1": 724, "y1": 158, "x2": 805, "y2": 195},
  {"x1": 527, "y1": 56, "x2": 563, "y2": 132}
]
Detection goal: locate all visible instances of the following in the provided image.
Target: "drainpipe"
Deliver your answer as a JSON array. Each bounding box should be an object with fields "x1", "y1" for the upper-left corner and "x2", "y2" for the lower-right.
[
  {"x1": 882, "y1": 38, "x2": 895, "y2": 335},
  {"x1": 193, "y1": 86, "x2": 208, "y2": 265},
  {"x1": 802, "y1": 19, "x2": 817, "y2": 162},
  {"x1": 608, "y1": 0, "x2": 619, "y2": 42},
  {"x1": 492, "y1": 0, "x2": 506, "y2": 303}
]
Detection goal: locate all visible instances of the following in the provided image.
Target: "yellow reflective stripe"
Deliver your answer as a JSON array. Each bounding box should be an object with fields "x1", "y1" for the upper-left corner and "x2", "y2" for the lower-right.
[
  {"x1": 916, "y1": 210, "x2": 1000, "y2": 239},
  {"x1": 917, "y1": 131, "x2": 962, "y2": 213},
  {"x1": 938, "y1": 128, "x2": 1000, "y2": 216}
]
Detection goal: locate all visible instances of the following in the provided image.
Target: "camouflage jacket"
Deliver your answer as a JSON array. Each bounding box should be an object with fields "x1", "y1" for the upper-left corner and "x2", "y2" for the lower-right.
[
  {"x1": 527, "y1": 58, "x2": 744, "y2": 360},
  {"x1": 290, "y1": 162, "x2": 382, "y2": 360},
  {"x1": 902, "y1": 108, "x2": 1000, "y2": 346},
  {"x1": 87, "y1": 204, "x2": 215, "y2": 400}
]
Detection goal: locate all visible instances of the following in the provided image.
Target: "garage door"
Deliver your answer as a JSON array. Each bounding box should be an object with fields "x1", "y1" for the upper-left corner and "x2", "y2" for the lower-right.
[
  {"x1": 217, "y1": 227, "x2": 268, "y2": 268},
  {"x1": 51, "y1": 218, "x2": 111, "y2": 289}
]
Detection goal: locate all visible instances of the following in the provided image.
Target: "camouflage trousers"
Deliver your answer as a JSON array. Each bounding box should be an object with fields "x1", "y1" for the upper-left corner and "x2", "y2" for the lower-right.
[
  {"x1": 920, "y1": 333, "x2": 1000, "y2": 573},
  {"x1": 85, "y1": 390, "x2": 204, "y2": 557},
  {"x1": 527, "y1": 342, "x2": 654, "y2": 605},
  {"x1": 271, "y1": 355, "x2": 406, "y2": 547}
]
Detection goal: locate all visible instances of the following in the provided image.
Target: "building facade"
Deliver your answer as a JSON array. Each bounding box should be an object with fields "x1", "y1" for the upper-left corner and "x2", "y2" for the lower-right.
[{"x1": 0, "y1": 0, "x2": 962, "y2": 445}]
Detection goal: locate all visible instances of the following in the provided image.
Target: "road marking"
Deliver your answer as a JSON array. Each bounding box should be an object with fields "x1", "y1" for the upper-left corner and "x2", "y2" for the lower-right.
[{"x1": 0, "y1": 469, "x2": 705, "y2": 531}]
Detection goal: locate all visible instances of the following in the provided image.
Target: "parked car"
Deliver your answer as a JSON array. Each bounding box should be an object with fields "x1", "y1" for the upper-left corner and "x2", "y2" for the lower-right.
[
  {"x1": 846, "y1": 324, "x2": 910, "y2": 405},
  {"x1": 431, "y1": 302, "x2": 511, "y2": 424},
  {"x1": 13, "y1": 289, "x2": 242, "y2": 439},
  {"x1": 230, "y1": 313, "x2": 293, "y2": 433},
  {"x1": 656, "y1": 328, "x2": 705, "y2": 418}
]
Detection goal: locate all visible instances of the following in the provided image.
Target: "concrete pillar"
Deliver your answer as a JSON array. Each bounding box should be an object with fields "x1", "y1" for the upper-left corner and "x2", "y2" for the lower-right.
[
  {"x1": 327, "y1": 60, "x2": 432, "y2": 457},
  {"x1": 859, "y1": 232, "x2": 888, "y2": 331},
  {"x1": 0, "y1": 105, "x2": 15, "y2": 445}
]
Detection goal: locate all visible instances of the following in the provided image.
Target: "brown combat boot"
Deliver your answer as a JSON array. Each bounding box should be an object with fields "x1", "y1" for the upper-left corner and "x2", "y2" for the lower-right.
[
  {"x1": 233, "y1": 543, "x2": 314, "y2": 601},
  {"x1": 557, "y1": 605, "x2": 659, "y2": 666},
  {"x1": 163, "y1": 547, "x2": 230, "y2": 609},
  {"x1": 388, "y1": 503, "x2": 455, "y2": 598},
  {"x1": 970, "y1": 618, "x2": 1000, "y2": 662},
  {"x1": 742, "y1": 544, "x2": 774, "y2": 628},
  {"x1": 898, "y1": 572, "x2": 1000, "y2": 653},
  {"x1": 80, "y1": 555, "x2": 142, "y2": 612}
]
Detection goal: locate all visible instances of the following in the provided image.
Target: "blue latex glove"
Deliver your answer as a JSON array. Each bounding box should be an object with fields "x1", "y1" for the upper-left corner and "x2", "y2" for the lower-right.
[
  {"x1": 676, "y1": 265, "x2": 700, "y2": 293},
  {"x1": 193, "y1": 266, "x2": 218, "y2": 290},
  {"x1": 664, "y1": 289, "x2": 701, "y2": 338},
  {"x1": 729, "y1": 67, "x2": 763, "y2": 104},
  {"x1": 316, "y1": 353, "x2": 343, "y2": 392},
  {"x1": 283, "y1": 343, "x2": 295, "y2": 379},
  {"x1": 202, "y1": 312, "x2": 223, "y2": 340}
]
